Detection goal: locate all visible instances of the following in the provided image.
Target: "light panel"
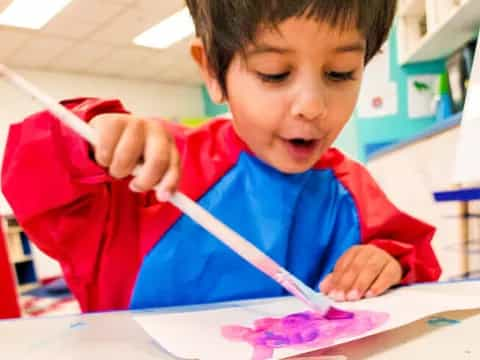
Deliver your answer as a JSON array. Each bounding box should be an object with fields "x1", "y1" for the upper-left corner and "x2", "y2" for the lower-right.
[
  {"x1": 134, "y1": 7, "x2": 194, "y2": 49},
  {"x1": 0, "y1": 0, "x2": 72, "y2": 29}
]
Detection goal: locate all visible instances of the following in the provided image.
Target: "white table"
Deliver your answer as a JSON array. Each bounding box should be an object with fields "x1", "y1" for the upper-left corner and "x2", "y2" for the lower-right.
[{"x1": 2, "y1": 280, "x2": 479, "y2": 360}]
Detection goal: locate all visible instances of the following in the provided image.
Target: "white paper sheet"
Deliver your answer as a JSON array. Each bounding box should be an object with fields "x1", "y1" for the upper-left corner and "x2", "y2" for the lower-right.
[
  {"x1": 357, "y1": 82, "x2": 398, "y2": 118},
  {"x1": 134, "y1": 284, "x2": 480, "y2": 360},
  {"x1": 407, "y1": 74, "x2": 439, "y2": 119},
  {"x1": 356, "y1": 41, "x2": 399, "y2": 118}
]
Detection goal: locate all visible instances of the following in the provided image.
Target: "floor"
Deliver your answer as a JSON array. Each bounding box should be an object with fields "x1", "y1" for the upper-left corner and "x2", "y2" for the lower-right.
[{"x1": 19, "y1": 294, "x2": 80, "y2": 318}]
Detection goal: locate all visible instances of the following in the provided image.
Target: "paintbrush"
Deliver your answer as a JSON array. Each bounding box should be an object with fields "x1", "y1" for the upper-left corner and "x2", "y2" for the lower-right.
[{"x1": 0, "y1": 64, "x2": 342, "y2": 315}]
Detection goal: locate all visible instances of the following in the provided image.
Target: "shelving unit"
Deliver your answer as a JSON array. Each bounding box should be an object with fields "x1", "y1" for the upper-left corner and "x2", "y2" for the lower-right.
[
  {"x1": 398, "y1": 0, "x2": 480, "y2": 65},
  {"x1": 3, "y1": 216, "x2": 39, "y2": 294}
]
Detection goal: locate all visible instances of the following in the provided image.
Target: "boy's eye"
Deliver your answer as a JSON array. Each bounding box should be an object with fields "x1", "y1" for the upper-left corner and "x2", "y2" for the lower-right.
[
  {"x1": 327, "y1": 71, "x2": 355, "y2": 82},
  {"x1": 257, "y1": 72, "x2": 290, "y2": 83}
]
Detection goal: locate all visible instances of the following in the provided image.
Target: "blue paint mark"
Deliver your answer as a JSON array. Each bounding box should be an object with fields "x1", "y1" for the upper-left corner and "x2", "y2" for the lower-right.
[
  {"x1": 427, "y1": 317, "x2": 461, "y2": 327},
  {"x1": 70, "y1": 321, "x2": 87, "y2": 329}
]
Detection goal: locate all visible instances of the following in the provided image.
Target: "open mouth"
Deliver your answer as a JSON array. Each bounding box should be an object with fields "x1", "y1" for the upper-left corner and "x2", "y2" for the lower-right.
[
  {"x1": 282, "y1": 137, "x2": 321, "y2": 161},
  {"x1": 289, "y1": 138, "x2": 316, "y2": 148}
]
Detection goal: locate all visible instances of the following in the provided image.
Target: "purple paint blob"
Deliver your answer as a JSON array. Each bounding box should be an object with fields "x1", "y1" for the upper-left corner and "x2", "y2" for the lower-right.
[{"x1": 222, "y1": 309, "x2": 388, "y2": 360}]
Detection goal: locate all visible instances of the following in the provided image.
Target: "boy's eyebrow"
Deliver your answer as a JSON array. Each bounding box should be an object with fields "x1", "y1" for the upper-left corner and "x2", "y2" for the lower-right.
[
  {"x1": 246, "y1": 44, "x2": 293, "y2": 56},
  {"x1": 334, "y1": 41, "x2": 366, "y2": 53},
  {"x1": 246, "y1": 41, "x2": 366, "y2": 56}
]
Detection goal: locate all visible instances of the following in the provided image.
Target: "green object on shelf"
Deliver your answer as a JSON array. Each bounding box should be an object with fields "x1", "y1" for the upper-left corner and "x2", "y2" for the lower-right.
[
  {"x1": 438, "y1": 72, "x2": 450, "y2": 95},
  {"x1": 413, "y1": 80, "x2": 431, "y2": 92},
  {"x1": 435, "y1": 72, "x2": 454, "y2": 122}
]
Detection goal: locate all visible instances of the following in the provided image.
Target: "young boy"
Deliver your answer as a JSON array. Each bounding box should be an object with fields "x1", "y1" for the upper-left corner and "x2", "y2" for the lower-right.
[{"x1": 2, "y1": 0, "x2": 441, "y2": 313}]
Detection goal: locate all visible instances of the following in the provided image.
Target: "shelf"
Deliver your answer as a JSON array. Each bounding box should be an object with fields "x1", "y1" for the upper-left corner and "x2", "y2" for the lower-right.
[
  {"x1": 11, "y1": 255, "x2": 33, "y2": 263},
  {"x1": 366, "y1": 112, "x2": 463, "y2": 161},
  {"x1": 3, "y1": 217, "x2": 39, "y2": 294},
  {"x1": 398, "y1": 0, "x2": 426, "y2": 17},
  {"x1": 400, "y1": 0, "x2": 480, "y2": 65},
  {"x1": 18, "y1": 283, "x2": 39, "y2": 294}
]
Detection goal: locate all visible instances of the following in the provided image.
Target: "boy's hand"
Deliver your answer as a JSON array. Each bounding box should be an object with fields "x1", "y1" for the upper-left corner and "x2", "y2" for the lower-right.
[
  {"x1": 320, "y1": 245, "x2": 402, "y2": 302},
  {"x1": 90, "y1": 113, "x2": 180, "y2": 201}
]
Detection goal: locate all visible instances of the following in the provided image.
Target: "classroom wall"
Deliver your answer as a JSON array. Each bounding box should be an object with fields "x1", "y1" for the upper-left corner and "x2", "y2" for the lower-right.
[
  {"x1": 201, "y1": 86, "x2": 229, "y2": 117},
  {"x1": 333, "y1": 117, "x2": 361, "y2": 161},
  {"x1": 354, "y1": 27, "x2": 447, "y2": 162}
]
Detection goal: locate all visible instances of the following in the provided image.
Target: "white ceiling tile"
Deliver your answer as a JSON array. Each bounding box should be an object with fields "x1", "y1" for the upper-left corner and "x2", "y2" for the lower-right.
[
  {"x1": 49, "y1": 41, "x2": 115, "y2": 72},
  {"x1": 42, "y1": 17, "x2": 100, "y2": 39},
  {"x1": 90, "y1": 8, "x2": 159, "y2": 46},
  {"x1": 91, "y1": 59, "x2": 132, "y2": 77},
  {"x1": 8, "y1": 37, "x2": 74, "y2": 69},
  {"x1": 109, "y1": 45, "x2": 157, "y2": 64},
  {"x1": 134, "y1": 0, "x2": 185, "y2": 14},
  {"x1": 0, "y1": 0, "x2": 202, "y2": 86},
  {"x1": 60, "y1": 0, "x2": 127, "y2": 24},
  {"x1": 89, "y1": 45, "x2": 170, "y2": 80},
  {"x1": 105, "y1": 0, "x2": 136, "y2": 4},
  {"x1": 122, "y1": 63, "x2": 161, "y2": 80},
  {"x1": 0, "y1": 28, "x2": 32, "y2": 60}
]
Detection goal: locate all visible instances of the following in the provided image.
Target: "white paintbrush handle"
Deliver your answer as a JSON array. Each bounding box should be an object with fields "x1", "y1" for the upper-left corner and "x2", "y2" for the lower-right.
[{"x1": 0, "y1": 64, "x2": 327, "y2": 311}]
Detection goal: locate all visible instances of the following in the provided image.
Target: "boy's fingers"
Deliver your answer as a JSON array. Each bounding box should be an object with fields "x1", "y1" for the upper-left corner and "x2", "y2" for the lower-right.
[
  {"x1": 349, "y1": 256, "x2": 388, "y2": 300},
  {"x1": 329, "y1": 246, "x2": 360, "y2": 295},
  {"x1": 319, "y1": 273, "x2": 333, "y2": 294},
  {"x1": 132, "y1": 126, "x2": 170, "y2": 191},
  {"x1": 110, "y1": 120, "x2": 145, "y2": 178},
  {"x1": 155, "y1": 147, "x2": 181, "y2": 202},
  {"x1": 366, "y1": 260, "x2": 402, "y2": 298},
  {"x1": 93, "y1": 117, "x2": 125, "y2": 167},
  {"x1": 332, "y1": 246, "x2": 360, "y2": 274},
  {"x1": 330, "y1": 246, "x2": 376, "y2": 300}
]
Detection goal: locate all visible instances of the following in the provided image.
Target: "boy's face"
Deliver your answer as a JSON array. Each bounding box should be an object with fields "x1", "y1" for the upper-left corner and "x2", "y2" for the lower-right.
[{"x1": 224, "y1": 18, "x2": 366, "y2": 173}]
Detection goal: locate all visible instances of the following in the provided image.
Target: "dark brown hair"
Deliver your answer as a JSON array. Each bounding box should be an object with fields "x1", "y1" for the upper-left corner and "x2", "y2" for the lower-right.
[{"x1": 186, "y1": 0, "x2": 397, "y2": 94}]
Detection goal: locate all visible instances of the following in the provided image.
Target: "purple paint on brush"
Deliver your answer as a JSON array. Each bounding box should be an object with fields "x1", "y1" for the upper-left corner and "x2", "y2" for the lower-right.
[{"x1": 222, "y1": 309, "x2": 388, "y2": 360}]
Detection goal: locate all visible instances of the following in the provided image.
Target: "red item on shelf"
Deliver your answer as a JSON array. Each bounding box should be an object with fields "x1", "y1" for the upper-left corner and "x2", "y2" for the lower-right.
[{"x1": 0, "y1": 220, "x2": 21, "y2": 319}]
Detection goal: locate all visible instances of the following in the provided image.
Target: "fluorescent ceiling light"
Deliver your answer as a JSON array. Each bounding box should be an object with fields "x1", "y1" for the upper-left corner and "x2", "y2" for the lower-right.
[
  {"x1": 0, "y1": 0, "x2": 72, "y2": 29},
  {"x1": 134, "y1": 7, "x2": 194, "y2": 49}
]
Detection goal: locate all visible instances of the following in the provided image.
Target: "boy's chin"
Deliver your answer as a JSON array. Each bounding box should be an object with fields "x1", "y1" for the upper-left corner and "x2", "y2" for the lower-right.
[{"x1": 270, "y1": 159, "x2": 319, "y2": 174}]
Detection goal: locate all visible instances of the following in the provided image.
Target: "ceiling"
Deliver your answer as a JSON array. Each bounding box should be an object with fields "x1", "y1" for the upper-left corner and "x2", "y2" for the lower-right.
[{"x1": 0, "y1": 0, "x2": 202, "y2": 85}]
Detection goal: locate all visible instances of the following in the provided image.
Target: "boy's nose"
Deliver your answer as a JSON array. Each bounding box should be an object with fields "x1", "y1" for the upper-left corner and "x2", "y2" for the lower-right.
[{"x1": 290, "y1": 84, "x2": 328, "y2": 122}]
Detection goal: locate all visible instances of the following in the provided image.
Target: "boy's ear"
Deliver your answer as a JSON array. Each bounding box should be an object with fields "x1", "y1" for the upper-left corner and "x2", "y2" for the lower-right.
[{"x1": 190, "y1": 38, "x2": 225, "y2": 104}]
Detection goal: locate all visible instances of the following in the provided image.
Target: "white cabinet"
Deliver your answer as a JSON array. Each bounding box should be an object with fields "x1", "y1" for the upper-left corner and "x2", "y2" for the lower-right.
[{"x1": 397, "y1": 0, "x2": 480, "y2": 65}]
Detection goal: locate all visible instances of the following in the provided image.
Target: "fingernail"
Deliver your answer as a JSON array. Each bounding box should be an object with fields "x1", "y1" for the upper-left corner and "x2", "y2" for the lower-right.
[
  {"x1": 129, "y1": 181, "x2": 142, "y2": 193},
  {"x1": 330, "y1": 291, "x2": 345, "y2": 302},
  {"x1": 156, "y1": 190, "x2": 172, "y2": 202},
  {"x1": 347, "y1": 290, "x2": 359, "y2": 301},
  {"x1": 365, "y1": 290, "x2": 375, "y2": 298}
]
